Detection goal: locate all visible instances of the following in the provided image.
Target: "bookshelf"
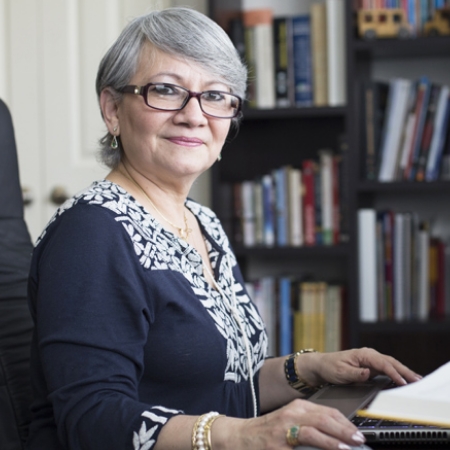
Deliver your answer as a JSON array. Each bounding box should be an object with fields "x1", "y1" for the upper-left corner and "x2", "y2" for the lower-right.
[{"x1": 208, "y1": 0, "x2": 450, "y2": 375}]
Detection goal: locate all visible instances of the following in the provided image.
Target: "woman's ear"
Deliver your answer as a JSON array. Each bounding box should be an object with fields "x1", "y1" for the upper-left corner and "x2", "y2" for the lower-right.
[{"x1": 100, "y1": 88, "x2": 120, "y2": 134}]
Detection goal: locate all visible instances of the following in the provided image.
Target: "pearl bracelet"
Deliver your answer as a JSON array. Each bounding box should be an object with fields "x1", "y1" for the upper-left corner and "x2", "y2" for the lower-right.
[{"x1": 192, "y1": 411, "x2": 224, "y2": 450}]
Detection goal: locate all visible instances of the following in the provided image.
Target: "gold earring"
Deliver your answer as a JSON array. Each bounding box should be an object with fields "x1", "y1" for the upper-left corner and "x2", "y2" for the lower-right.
[{"x1": 111, "y1": 126, "x2": 118, "y2": 149}]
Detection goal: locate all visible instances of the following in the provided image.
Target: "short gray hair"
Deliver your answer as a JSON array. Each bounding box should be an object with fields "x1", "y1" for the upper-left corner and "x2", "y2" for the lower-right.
[{"x1": 96, "y1": 7, "x2": 247, "y2": 169}]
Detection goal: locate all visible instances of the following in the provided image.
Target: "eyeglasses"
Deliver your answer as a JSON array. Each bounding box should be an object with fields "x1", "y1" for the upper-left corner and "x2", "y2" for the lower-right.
[{"x1": 120, "y1": 83, "x2": 242, "y2": 119}]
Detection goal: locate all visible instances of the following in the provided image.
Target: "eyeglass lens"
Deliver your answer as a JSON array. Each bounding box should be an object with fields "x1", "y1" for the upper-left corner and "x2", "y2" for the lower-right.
[{"x1": 147, "y1": 84, "x2": 239, "y2": 118}]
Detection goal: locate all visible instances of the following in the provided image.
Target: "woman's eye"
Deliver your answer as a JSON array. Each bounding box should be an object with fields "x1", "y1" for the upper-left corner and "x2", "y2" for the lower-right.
[
  {"x1": 153, "y1": 84, "x2": 177, "y2": 96},
  {"x1": 204, "y1": 91, "x2": 224, "y2": 102}
]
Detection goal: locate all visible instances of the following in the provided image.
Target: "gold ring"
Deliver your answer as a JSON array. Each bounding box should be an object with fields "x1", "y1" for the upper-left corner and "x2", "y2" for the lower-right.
[{"x1": 286, "y1": 424, "x2": 301, "y2": 447}]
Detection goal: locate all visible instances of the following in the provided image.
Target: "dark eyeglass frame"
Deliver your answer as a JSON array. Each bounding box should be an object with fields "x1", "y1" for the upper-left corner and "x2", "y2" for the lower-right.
[{"x1": 120, "y1": 83, "x2": 243, "y2": 119}]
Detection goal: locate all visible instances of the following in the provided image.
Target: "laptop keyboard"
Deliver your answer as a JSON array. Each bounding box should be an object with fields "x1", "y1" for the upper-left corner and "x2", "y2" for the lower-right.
[{"x1": 352, "y1": 415, "x2": 450, "y2": 443}]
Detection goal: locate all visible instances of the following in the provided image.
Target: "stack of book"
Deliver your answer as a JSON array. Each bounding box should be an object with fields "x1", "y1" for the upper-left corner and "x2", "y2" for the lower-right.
[
  {"x1": 230, "y1": 151, "x2": 344, "y2": 248},
  {"x1": 228, "y1": 0, "x2": 346, "y2": 109},
  {"x1": 246, "y1": 277, "x2": 345, "y2": 356},
  {"x1": 362, "y1": 77, "x2": 450, "y2": 182},
  {"x1": 358, "y1": 208, "x2": 449, "y2": 322},
  {"x1": 355, "y1": 0, "x2": 450, "y2": 36}
]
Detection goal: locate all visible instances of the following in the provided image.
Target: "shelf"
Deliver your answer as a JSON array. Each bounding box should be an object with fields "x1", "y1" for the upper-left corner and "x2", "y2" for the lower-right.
[
  {"x1": 357, "y1": 319, "x2": 450, "y2": 334},
  {"x1": 233, "y1": 244, "x2": 349, "y2": 259},
  {"x1": 241, "y1": 105, "x2": 347, "y2": 120},
  {"x1": 357, "y1": 180, "x2": 450, "y2": 193},
  {"x1": 353, "y1": 36, "x2": 450, "y2": 58}
]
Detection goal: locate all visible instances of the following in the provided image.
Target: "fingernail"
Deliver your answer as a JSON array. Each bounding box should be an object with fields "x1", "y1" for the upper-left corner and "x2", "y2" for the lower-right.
[
  {"x1": 338, "y1": 444, "x2": 352, "y2": 450},
  {"x1": 352, "y1": 431, "x2": 365, "y2": 443}
]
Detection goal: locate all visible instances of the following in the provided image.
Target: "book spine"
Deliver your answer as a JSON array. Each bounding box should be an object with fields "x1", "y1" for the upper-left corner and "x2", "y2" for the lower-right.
[
  {"x1": 241, "y1": 180, "x2": 256, "y2": 247},
  {"x1": 278, "y1": 277, "x2": 292, "y2": 356},
  {"x1": 358, "y1": 209, "x2": 378, "y2": 322},
  {"x1": 273, "y1": 17, "x2": 291, "y2": 108},
  {"x1": 426, "y1": 86, "x2": 450, "y2": 181},
  {"x1": 403, "y1": 77, "x2": 431, "y2": 180},
  {"x1": 232, "y1": 182, "x2": 243, "y2": 245},
  {"x1": 288, "y1": 167, "x2": 303, "y2": 246},
  {"x1": 378, "y1": 78, "x2": 412, "y2": 182},
  {"x1": 274, "y1": 167, "x2": 288, "y2": 246},
  {"x1": 253, "y1": 179, "x2": 264, "y2": 245},
  {"x1": 415, "y1": 84, "x2": 441, "y2": 182},
  {"x1": 291, "y1": 15, "x2": 313, "y2": 107},
  {"x1": 326, "y1": 0, "x2": 346, "y2": 106},
  {"x1": 302, "y1": 160, "x2": 316, "y2": 246},
  {"x1": 242, "y1": 9, "x2": 275, "y2": 109},
  {"x1": 314, "y1": 162, "x2": 322, "y2": 245},
  {"x1": 320, "y1": 149, "x2": 333, "y2": 245},
  {"x1": 332, "y1": 155, "x2": 341, "y2": 245},
  {"x1": 261, "y1": 174, "x2": 276, "y2": 247},
  {"x1": 363, "y1": 81, "x2": 389, "y2": 180},
  {"x1": 310, "y1": 2, "x2": 328, "y2": 106}
]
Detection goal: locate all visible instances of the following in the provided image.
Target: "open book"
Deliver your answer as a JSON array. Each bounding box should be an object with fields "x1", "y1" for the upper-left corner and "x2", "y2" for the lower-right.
[{"x1": 357, "y1": 361, "x2": 450, "y2": 427}]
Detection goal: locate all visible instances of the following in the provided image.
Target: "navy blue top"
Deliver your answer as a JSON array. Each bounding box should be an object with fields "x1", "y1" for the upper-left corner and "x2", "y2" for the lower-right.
[{"x1": 26, "y1": 180, "x2": 268, "y2": 450}]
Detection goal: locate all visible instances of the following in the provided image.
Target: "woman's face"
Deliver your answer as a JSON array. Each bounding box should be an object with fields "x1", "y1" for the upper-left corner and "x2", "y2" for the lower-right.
[{"x1": 116, "y1": 44, "x2": 232, "y2": 186}]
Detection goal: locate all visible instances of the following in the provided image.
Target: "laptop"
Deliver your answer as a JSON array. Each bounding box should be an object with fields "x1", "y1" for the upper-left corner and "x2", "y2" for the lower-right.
[{"x1": 307, "y1": 376, "x2": 450, "y2": 446}]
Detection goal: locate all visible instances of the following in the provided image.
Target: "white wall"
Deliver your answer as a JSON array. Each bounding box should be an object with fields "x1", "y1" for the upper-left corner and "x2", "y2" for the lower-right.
[{"x1": 1, "y1": 0, "x2": 209, "y2": 242}]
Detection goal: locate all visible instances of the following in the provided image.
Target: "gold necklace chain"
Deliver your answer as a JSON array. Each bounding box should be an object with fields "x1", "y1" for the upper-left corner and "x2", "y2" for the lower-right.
[{"x1": 120, "y1": 165, "x2": 192, "y2": 240}]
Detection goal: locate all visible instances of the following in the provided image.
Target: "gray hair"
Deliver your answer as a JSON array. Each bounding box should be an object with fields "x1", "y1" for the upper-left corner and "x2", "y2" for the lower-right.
[{"x1": 96, "y1": 6, "x2": 247, "y2": 169}]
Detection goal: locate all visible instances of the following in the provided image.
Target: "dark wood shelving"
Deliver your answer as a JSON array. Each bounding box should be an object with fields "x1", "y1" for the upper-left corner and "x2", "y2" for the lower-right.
[
  {"x1": 353, "y1": 36, "x2": 450, "y2": 58},
  {"x1": 232, "y1": 244, "x2": 349, "y2": 259},
  {"x1": 242, "y1": 105, "x2": 347, "y2": 120},
  {"x1": 357, "y1": 319, "x2": 450, "y2": 334},
  {"x1": 209, "y1": 0, "x2": 450, "y2": 372},
  {"x1": 358, "y1": 180, "x2": 450, "y2": 193}
]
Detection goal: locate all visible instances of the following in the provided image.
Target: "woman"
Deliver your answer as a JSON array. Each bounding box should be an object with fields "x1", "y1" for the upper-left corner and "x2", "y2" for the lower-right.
[{"x1": 26, "y1": 7, "x2": 421, "y2": 450}]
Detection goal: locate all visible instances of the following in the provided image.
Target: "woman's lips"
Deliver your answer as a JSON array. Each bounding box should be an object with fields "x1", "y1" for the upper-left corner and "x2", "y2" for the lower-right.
[{"x1": 168, "y1": 136, "x2": 204, "y2": 147}]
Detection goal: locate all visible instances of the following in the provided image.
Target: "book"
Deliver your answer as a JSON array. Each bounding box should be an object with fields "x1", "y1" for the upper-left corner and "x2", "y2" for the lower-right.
[
  {"x1": 358, "y1": 209, "x2": 377, "y2": 322},
  {"x1": 426, "y1": 85, "x2": 450, "y2": 181},
  {"x1": 261, "y1": 174, "x2": 276, "y2": 247},
  {"x1": 337, "y1": 134, "x2": 349, "y2": 243},
  {"x1": 402, "y1": 76, "x2": 431, "y2": 180},
  {"x1": 232, "y1": 182, "x2": 243, "y2": 245},
  {"x1": 291, "y1": 15, "x2": 313, "y2": 107},
  {"x1": 357, "y1": 361, "x2": 450, "y2": 427},
  {"x1": 332, "y1": 154, "x2": 340, "y2": 245},
  {"x1": 278, "y1": 276, "x2": 293, "y2": 356},
  {"x1": 362, "y1": 80, "x2": 389, "y2": 181},
  {"x1": 253, "y1": 179, "x2": 264, "y2": 245},
  {"x1": 378, "y1": 78, "x2": 412, "y2": 182},
  {"x1": 319, "y1": 149, "x2": 333, "y2": 245},
  {"x1": 228, "y1": 16, "x2": 246, "y2": 64},
  {"x1": 242, "y1": 9, "x2": 275, "y2": 109},
  {"x1": 302, "y1": 159, "x2": 316, "y2": 246},
  {"x1": 397, "y1": 81, "x2": 419, "y2": 180},
  {"x1": 326, "y1": 0, "x2": 346, "y2": 106},
  {"x1": 324, "y1": 284, "x2": 342, "y2": 353},
  {"x1": 274, "y1": 166, "x2": 289, "y2": 246},
  {"x1": 241, "y1": 180, "x2": 255, "y2": 247},
  {"x1": 310, "y1": 1, "x2": 328, "y2": 106},
  {"x1": 417, "y1": 221, "x2": 430, "y2": 321},
  {"x1": 415, "y1": 83, "x2": 441, "y2": 181},
  {"x1": 287, "y1": 166, "x2": 303, "y2": 246},
  {"x1": 273, "y1": 17, "x2": 291, "y2": 108}
]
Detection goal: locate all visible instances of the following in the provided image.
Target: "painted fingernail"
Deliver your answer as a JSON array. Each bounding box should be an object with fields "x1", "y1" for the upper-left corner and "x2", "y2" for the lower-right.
[
  {"x1": 352, "y1": 431, "x2": 365, "y2": 443},
  {"x1": 338, "y1": 444, "x2": 352, "y2": 450}
]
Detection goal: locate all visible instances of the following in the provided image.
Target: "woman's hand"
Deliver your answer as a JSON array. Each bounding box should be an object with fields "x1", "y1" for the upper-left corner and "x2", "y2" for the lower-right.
[
  {"x1": 213, "y1": 399, "x2": 366, "y2": 450},
  {"x1": 297, "y1": 347, "x2": 422, "y2": 388}
]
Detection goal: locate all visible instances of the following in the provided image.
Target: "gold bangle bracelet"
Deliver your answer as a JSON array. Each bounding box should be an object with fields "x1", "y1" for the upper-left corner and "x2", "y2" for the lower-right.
[
  {"x1": 192, "y1": 411, "x2": 221, "y2": 450},
  {"x1": 205, "y1": 414, "x2": 225, "y2": 450}
]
